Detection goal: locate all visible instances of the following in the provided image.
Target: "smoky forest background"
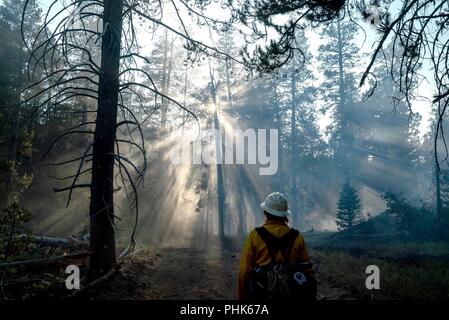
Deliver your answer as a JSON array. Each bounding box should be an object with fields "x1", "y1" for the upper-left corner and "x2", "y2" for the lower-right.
[{"x1": 0, "y1": 0, "x2": 449, "y2": 300}]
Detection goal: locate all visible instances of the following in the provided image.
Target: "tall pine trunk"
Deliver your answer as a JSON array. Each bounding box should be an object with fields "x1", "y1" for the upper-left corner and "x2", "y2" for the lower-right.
[
  {"x1": 208, "y1": 62, "x2": 225, "y2": 242},
  {"x1": 160, "y1": 30, "x2": 169, "y2": 129},
  {"x1": 336, "y1": 19, "x2": 348, "y2": 175},
  {"x1": 337, "y1": 19, "x2": 345, "y2": 110},
  {"x1": 225, "y1": 60, "x2": 233, "y2": 107},
  {"x1": 89, "y1": 0, "x2": 123, "y2": 279},
  {"x1": 162, "y1": 36, "x2": 174, "y2": 129},
  {"x1": 290, "y1": 59, "x2": 299, "y2": 227},
  {"x1": 272, "y1": 77, "x2": 285, "y2": 194}
]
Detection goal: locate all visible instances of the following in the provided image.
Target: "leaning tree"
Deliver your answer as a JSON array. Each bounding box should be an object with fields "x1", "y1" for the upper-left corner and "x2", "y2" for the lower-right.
[{"x1": 20, "y1": 0, "x2": 243, "y2": 279}]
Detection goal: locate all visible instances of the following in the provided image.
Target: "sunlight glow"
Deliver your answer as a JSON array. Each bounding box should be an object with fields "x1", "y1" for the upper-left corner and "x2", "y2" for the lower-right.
[{"x1": 209, "y1": 103, "x2": 216, "y2": 114}]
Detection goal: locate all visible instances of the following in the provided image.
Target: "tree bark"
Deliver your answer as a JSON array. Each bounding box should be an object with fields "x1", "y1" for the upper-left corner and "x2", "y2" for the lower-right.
[
  {"x1": 272, "y1": 76, "x2": 285, "y2": 194},
  {"x1": 160, "y1": 30, "x2": 169, "y2": 129},
  {"x1": 336, "y1": 19, "x2": 349, "y2": 177},
  {"x1": 290, "y1": 59, "x2": 300, "y2": 227},
  {"x1": 337, "y1": 19, "x2": 345, "y2": 110},
  {"x1": 165, "y1": 35, "x2": 174, "y2": 97},
  {"x1": 181, "y1": 55, "x2": 188, "y2": 134},
  {"x1": 225, "y1": 60, "x2": 233, "y2": 107},
  {"x1": 89, "y1": 0, "x2": 123, "y2": 279},
  {"x1": 208, "y1": 62, "x2": 225, "y2": 242},
  {"x1": 213, "y1": 106, "x2": 226, "y2": 241},
  {"x1": 161, "y1": 35, "x2": 174, "y2": 129},
  {"x1": 0, "y1": 252, "x2": 91, "y2": 271},
  {"x1": 337, "y1": 20, "x2": 346, "y2": 148}
]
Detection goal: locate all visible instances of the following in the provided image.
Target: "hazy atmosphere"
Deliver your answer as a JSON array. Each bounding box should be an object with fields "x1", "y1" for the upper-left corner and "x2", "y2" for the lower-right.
[{"x1": 1, "y1": 0, "x2": 449, "y2": 302}]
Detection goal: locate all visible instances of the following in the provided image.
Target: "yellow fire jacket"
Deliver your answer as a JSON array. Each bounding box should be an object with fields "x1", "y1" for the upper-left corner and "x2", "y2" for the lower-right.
[{"x1": 237, "y1": 220, "x2": 310, "y2": 300}]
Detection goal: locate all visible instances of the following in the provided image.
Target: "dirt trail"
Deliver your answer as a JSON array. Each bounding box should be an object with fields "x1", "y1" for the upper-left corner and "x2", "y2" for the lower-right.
[{"x1": 92, "y1": 247, "x2": 353, "y2": 300}]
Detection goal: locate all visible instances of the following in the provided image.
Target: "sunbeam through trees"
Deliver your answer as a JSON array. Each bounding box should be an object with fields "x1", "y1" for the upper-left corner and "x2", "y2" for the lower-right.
[{"x1": 0, "y1": 0, "x2": 449, "y2": 304}]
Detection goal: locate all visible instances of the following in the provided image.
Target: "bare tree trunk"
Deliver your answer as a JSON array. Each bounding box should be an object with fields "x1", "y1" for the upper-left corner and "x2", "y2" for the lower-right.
[
  {"x1": 89, "y1": 0, "x2": 123, "y2": 279},
  {"x1": 182, "y1": 57, "x2": 188, "y2": 135},
  {"x1": 166, "y1": 35, "x2": 174, "y2": 96},
  {"x1": 272, "y1": 77, "x2": 285, "y2": 194},
  {"x1": 336, "y1": 19, "x2": 348, "y2": 177},
  {"x1": 213, "y1": 106, "x2": 225, "y2": 241},
  {"x1": 208, "y1": 62, "x2": 225, "y2": 242},
  {"x1": 236, "y1": 170, "x2": 246, "y2": 239},
  {"x1": 225, "y1": 60, "x2": 233, "y2": 107},
  {"x1": 290, "y1": 61, "x2": 297, "y2": 152},
  {"x1": 160, "y1": 30, "x2": 169, "y2": 129},
  {"x1": 289, "y1": 59, "x2": 301, "y2": 227},
  {"x1": 337, "y1": 19, "x2": 345, "y2": 111},
  {"x1": 162, "y1": 35, "x2": 174, "y2": 129},
  {"x1": 337, "y1": 21, "x2": 346, "y2": 130}
]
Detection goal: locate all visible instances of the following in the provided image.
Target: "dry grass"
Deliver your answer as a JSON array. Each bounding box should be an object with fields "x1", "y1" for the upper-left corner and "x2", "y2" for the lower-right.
[{"x1": 310, "y1": 249, "x2": 449, "y2": 300}]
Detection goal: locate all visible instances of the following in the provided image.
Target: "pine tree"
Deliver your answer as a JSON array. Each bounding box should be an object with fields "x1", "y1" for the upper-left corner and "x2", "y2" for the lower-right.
[
  {"x1": 336, "y1": 180, "x2": 362, "y2": 230},
  {"x1": 0, "y1": 0, "x2": 42, "y2": 204},
  {"x1": 217, "y1": 30, "x2": 240, "y2": 107},
  {"x1": 142, "y1": 32, "x2": 186, "y2": 130},
  {"x1": 360, "y1": 41, "x2": 423, "y2": 195},
  {"x1": 317, "y1": 20, "x2": 359, "y2": 148}
]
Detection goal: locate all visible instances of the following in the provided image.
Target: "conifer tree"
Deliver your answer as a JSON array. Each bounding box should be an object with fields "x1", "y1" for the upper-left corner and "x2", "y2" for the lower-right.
[{"x1": 336, "y1": 180, "x2": 362, "y2": 230}]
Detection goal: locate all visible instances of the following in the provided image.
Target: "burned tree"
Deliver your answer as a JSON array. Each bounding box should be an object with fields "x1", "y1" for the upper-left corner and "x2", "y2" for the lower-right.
[
  {"x1": 21, "y1": 0, "x2": 145, "y2": 279},
  {"x1": 89, "y1": 0, "x2": 123, "y2": 278},
  {"x1": 21, "y1": 0, "x2": 235, "y2": 279}
]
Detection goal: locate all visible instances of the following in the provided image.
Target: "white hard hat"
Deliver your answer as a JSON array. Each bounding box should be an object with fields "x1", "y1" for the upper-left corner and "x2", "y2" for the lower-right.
[{"x1": 260, "y1": 192, "x2": 291, "y2": 217}]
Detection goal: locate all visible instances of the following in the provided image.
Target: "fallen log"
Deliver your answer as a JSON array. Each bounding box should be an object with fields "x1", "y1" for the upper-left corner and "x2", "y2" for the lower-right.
[
  {"x1": 0, "y1": 252, "x2": 91, "y2": 271},
  {"x1": 29, "y1": 235, "x2": 88, "y2": 248},
  {"x1": 2, "y1": 234, "x2": 89, "y2": 248}
]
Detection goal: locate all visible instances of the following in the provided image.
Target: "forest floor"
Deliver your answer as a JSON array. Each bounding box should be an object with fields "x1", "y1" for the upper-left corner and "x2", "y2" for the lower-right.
[
  {"x1": 90, "y1": 245, "x2": 354, "y2": 300},
  {"x1": 89, "y1": 233, "x2": 449, "y2": 300}
]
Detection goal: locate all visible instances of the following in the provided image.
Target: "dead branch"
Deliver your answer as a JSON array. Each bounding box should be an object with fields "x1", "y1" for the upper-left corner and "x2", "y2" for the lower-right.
[
  {"x1": 0, "y1": 252, "x2": 91, "y2": 271},
  {"x1": 48, "y1": 168, "x2": 92, "y2": 181},
  {"x1": 43, "y1": 131, "x2": 94, "y2": 158},
  {"x1": 45, "y1": 154, "x2": 93, "y2": 167},
  {"x1": 53, "y1": 184, "x2": 91, "y2": 193}
]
